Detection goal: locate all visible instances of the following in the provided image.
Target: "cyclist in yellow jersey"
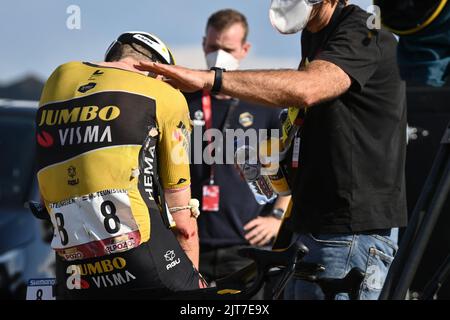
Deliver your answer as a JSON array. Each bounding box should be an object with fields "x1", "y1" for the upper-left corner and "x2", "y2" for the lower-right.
[{"x1": 36, "y1": 31, "x2": 203, "y2": 299}]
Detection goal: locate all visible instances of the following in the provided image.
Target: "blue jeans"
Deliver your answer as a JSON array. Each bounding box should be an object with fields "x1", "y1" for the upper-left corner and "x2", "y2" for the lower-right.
[{"x1": 284, "y1": 229, "x2": 398, "y2": 300}]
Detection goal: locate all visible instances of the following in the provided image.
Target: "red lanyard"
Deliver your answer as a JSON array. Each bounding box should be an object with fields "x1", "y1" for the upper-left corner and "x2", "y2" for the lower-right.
[
  {"x1": 202, "y1": 90, "x2": 213, "y2": 133},
  {"x1": 202, "y1": 90, "x2": 215, "y2": 184}
]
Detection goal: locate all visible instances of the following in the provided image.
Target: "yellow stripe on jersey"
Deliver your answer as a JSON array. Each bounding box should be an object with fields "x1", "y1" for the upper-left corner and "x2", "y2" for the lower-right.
[{"x1": 37, "y1": 145, "x2": 142, "y2": 202}]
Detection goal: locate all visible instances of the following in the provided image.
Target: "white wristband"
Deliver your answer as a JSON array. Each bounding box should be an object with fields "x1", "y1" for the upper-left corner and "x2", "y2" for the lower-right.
[{"x1": 168, "y1": 199, "x2": 200, "y2": 219}]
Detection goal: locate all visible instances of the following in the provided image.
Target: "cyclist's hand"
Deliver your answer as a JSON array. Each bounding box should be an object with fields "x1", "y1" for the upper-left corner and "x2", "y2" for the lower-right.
[{"x1": 244, "y1": 216, "x2": 282, "y2": 246}]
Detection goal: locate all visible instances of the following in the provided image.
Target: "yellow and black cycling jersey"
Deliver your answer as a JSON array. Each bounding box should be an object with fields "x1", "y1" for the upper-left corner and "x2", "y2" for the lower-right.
[{"x1": 36, "y1": 61, "x2": 192, "y2": 261}]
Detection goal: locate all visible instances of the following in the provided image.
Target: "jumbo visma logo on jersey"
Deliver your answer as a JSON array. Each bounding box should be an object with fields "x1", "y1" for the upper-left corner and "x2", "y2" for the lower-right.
[
  {"x1": 36, "y1": 91, "x2": 158, "y2": 171},
  {"x1": 37, "y1": 105, "x2": 120, "y2": 147},
  {"x1": 65, "y1": 257, "x2": 137, "y2": 290},
  {"x1": 37, "y1": 105, "x2": 121, "y2": 126}
]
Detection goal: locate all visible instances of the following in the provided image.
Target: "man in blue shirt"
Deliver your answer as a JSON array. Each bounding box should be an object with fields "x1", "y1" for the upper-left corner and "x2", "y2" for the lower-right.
[{"x1": 376, "y1": 0, "x2": 450, "y2": 87}]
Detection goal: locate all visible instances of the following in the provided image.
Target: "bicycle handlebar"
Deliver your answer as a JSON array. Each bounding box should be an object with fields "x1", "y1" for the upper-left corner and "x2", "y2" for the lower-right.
[{"x1": 165, "y1": 242, "x2": 309, "y2": 300}]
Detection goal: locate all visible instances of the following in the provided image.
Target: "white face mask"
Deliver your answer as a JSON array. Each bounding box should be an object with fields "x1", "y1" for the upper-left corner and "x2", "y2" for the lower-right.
[
  {"x1": 205, "y1": 49, "x2": 240, "y2": 71},
  {"x1": 269, "y1": 0, "x2": 319, "y2": 34}
]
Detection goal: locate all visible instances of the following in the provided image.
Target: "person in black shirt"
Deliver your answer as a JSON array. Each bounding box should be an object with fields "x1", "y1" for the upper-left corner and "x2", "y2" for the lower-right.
[
  {"x1": 137, "y1": 0, "x2": 407, "y2": 300},
  {"x1": 184, "y1": 9, "x2": 291, "y2": 293}
]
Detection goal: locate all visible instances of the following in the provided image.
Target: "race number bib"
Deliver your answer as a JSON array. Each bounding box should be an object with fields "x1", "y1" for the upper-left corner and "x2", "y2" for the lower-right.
[
  {"x1": 49, "y1": 189, "x2": 141, "y2": 261},
  {"x1": 26, "y1": 279, "x2": 56, "y2": 300}
]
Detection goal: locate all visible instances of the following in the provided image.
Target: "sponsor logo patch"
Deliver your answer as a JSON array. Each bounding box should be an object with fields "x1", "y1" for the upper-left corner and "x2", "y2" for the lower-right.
[
  {"x1": 74, "y1": 257, "x2": 127, "y2": 276},
  {"x1": 91, "y1": 270, "x2": 136, "y2": 289},
  {"x1": 36, "y1": 130, "x2": 54, "y2": 147},
  {"x1": 105, "y1": 236, "x2": 137, "y2": 254},
  {"x1": 78, "y1": 82, "x2": 97, "y2": 93},
  {"x1": 37, "y1": 105, "x2": 120, "y2": 127},
  {"x1": 88, "y1": 70, "x2": 104, "y2": 81},
  {"x1": 239, "y1": 112, "x2": 254, "y2": 127},
  {"x1": 164, "y1": 250, "x2": 175, "y2": 262},
  {"x1": 164, "y1": 250, "x2": 180, "y2": 270},
  {"x1": 67, "y1": 165, "x2": 79, "y2": 186},
  {"x1": 193, "y1": 110, "x2": 205, "y2": 126}
]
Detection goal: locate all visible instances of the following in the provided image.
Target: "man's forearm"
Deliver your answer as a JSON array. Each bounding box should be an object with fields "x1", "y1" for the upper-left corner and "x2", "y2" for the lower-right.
[
  {"x1": 137, "y1": 60, "x2": 350, "y2": 108},
  {"x1": 219, "y1": 69, "x2": 309, "y2": 108},
  {"x1": 209, "y1": 61, "x2": 351, "y2": 108},
  {"x1": 164, "y1": 188, "x2": 200, "y2": 269}
]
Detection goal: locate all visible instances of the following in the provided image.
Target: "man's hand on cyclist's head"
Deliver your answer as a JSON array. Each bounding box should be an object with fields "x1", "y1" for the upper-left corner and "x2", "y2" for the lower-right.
[{"x1": 136, "y1": 62, "x2": 214, "y2": 93}]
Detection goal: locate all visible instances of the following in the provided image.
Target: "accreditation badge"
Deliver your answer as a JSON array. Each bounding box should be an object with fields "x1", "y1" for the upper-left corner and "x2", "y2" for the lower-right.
[{"x1": 202, "y1": 185, "x2": 220, "y2": 212}]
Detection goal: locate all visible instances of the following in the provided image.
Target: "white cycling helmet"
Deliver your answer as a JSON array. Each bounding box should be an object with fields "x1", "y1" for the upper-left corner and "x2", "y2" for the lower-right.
[{"x1": 105, "y1": 31, "x2": 175, "y2": 65}]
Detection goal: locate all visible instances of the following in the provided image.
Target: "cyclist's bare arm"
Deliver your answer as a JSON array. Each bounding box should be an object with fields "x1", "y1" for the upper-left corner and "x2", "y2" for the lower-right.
[
  {"x1": 156, "y1": 88, "x2": 198, "y2": 268},
  {"x1": 165, "y1": 187, "x2": 199, "y2": 270}
]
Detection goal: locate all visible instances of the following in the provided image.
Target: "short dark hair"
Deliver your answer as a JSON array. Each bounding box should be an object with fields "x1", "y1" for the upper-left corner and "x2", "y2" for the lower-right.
[
  {"x1": 106, "y1": 43, "x2": 161, "y2": 63},
  {"x1": 206, "y1": 9, "x2": 249, "y2": 43},
  {"x1": 325, "y1": 0, "x2": 349, "y2": 4}
]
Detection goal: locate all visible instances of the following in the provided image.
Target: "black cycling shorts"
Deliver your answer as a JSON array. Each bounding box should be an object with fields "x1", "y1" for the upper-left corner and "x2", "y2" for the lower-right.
[{"x1": 54, "y1": 204, "x2": 200, "y2": 300}]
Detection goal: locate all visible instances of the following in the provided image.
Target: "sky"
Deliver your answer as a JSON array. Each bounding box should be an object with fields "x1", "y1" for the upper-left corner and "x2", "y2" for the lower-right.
[{"x1": 0, "y1": 0, "x2": 372, "y2": 84}]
